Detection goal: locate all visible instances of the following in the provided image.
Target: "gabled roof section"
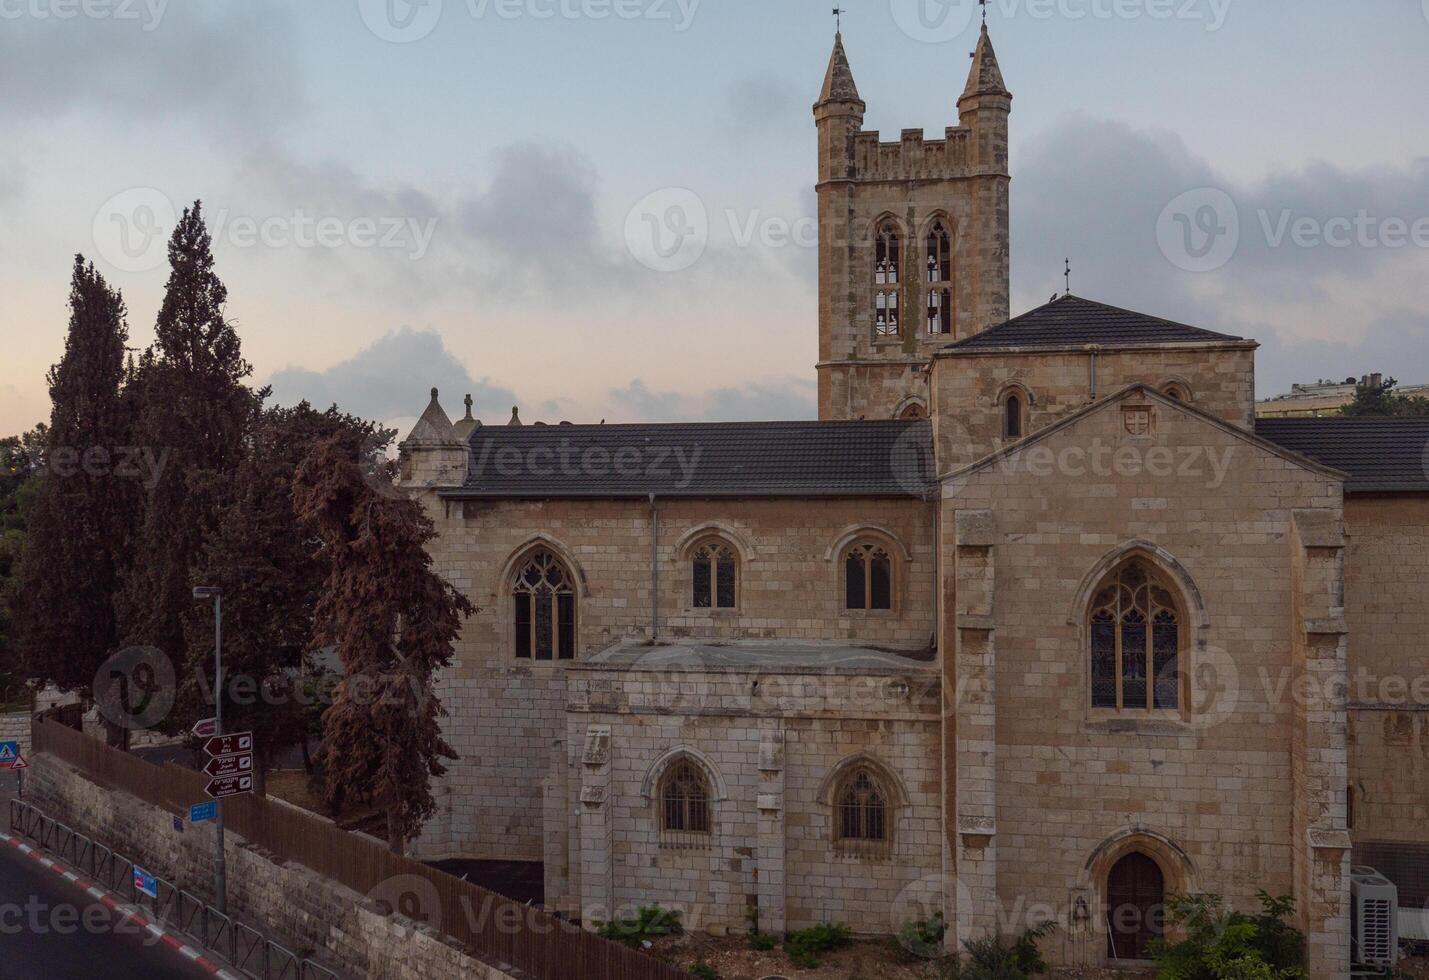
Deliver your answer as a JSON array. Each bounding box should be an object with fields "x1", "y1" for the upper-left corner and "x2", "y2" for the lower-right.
[
  {"x1": 443, "y1": 419, "x2": 935, "y2": 500},
  {"x1": 1255, "y1": 417, "x2": 1429, "y2": 494},
  {"x1": 945, "y1": 384, "x2": 1347, "y2": 488},
  {"x1": 961, "y1": 24, "x2": 1010, "y2": 99},
  {"x1": 817, "y1": 32, "x2": 862, "y2": 105},
  {"x1": 941, "y1": 294, "x2": 1248, "y2": 353}
]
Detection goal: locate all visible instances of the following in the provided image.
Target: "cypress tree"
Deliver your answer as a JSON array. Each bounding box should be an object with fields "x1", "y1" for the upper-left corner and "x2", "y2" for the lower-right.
[
  {"x1": 117, "y1": 203, "x2": 259, "y2": 715},
  {"x1": 14, "y1": 258, "x2": 134, "y2": 730}
]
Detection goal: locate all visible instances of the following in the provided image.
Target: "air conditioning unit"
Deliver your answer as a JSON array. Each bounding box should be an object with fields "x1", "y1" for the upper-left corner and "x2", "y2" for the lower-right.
[{"x1": 1351, "y1": 866, "x2": 1398, "y2": 970}]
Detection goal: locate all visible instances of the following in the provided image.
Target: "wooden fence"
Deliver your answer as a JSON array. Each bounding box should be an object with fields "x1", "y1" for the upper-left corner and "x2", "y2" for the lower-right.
[{"x1": 34, "y1": 717, "x2": 691, "y2": 980}]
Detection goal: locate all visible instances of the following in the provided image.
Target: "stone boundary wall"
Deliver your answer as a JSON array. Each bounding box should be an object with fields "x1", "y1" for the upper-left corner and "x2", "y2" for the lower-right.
[
  {"x1": 23, "y1": 752, "x2": 519, "y2": 980},
  {"x1": 0, "y1": 711, "x2": 29, "y2": 758}
]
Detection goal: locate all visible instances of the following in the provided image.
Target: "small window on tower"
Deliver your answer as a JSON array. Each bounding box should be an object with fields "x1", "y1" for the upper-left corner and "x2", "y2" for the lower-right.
[
  {"x1": 1003, "y1": 392, "x2": 1023, "y2": 440},
  {"x1": 874, "y1": 221, "x2": 900, "y2": 285},
  {"x1": 875, "y1": 291, "x2": 899, "y2": 337}
]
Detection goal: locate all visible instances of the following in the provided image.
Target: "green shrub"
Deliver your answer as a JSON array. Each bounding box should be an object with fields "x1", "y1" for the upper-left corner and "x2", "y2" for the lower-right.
[
  {"x1": 1149, "y1": 892, "x2": 1305, "y2": 980},
  {"x1": 784, "y1": 921, "x2": 852, "y2": 968},
  {"x1": 690, "y1": 958, "x2": 719, "y2": 980},
  {"x1": 594, "y1": 905, "x2": 683, "y2": 948},
  {"x1": 898, "y1": 910, "x2": 947, "y2": 960},
  {"x1": 946, "y1": 922, "x2": 1056, "y2": 979},
  {"x1": 749, "y1": 930, "x2": 777, "y2": 951}
]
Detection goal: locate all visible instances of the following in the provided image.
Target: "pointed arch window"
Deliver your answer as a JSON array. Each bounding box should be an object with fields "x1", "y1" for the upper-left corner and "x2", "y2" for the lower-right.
[
  {"x1": 512, "y1": 549, "x2": 576, "y2": 661},
  {"x1": 660, "y1": 758, "x2": 712, "y2": 849},
  {"x1": 874, "y1": 221, "x2": 900, "y2": 285},
  {"x1": 691, "y1": 540, "x2": 738, "y2": 609},
  {"x1": 925, "y1": 220, "x2": 954, "y2": 336},
  {"x1": 833, "y1": 766, "x2": 891, "y2": 856},
  {"x1": 845, "y1": 541, "x2": 893, "y2": 611},
  {"x1": 1089, "y1": 561, "x2": 1182, "y2": 711},
  {"x1": 1002, "y1": 391, "x2": 1024, "y2": 439}
]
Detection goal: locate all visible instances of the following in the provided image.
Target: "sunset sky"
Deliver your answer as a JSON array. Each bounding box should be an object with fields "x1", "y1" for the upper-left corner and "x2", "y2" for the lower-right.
[{"x1": 3, "y1": 0, "x2": 1429, "y2": 438}]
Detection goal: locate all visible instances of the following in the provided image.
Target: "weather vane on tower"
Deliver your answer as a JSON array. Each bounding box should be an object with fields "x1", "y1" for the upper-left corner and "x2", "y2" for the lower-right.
[{"x1": 832, "y1": 7, "x2": 844, "y2": 32}]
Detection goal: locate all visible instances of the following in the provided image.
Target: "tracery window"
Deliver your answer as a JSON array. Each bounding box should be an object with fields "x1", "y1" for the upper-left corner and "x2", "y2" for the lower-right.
[
  {"x1": 874, "y1": 220, "x2": 901, "y2": 337},
  {"x1": 512, "y1": 549, "x2": 576, "y2": 660},
  {"x1": 845, "y1": 542, "x2": 893, "y2": 611},
  {"x1": 835, "y1": 767, "x2": 889, "y2": 843},
  {"x1": 691, "y1": 540, "x2": 737, "y2": 609},
  {"x1": 1089, "y1": 561, "x2": 1181, "y2": 711},
  {"x1": 925, "y1": 220, "x2": 953, "y2": 335},
  {"x1": 660, "y1": 758, "x2": 712, "y2": 848}
]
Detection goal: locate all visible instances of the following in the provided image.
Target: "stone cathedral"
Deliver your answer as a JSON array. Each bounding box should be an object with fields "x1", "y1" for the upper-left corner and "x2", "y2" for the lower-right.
[{"x1": 398, "y1": 28, "x2": 1429, "y2": 976}]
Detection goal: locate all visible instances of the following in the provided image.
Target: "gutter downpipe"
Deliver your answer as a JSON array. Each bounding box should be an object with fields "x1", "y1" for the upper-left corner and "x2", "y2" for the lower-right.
[{"x1": 649, "y1": 493, "x2": 659, "y2": 642}]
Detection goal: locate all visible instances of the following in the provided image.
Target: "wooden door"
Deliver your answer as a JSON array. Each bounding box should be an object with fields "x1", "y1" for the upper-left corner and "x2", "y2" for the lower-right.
[{"x1": 1106, "y1": 852, "x2": 1164, "y2": 961}]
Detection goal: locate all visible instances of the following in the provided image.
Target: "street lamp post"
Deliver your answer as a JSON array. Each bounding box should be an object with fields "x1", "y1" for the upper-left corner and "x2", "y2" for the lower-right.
[{"x1": 192, "y1": 585, "x2": 226, "y2": 914}]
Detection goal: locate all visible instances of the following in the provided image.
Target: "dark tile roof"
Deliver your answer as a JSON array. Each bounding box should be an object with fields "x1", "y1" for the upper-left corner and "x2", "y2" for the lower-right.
[
  {"x1": 443, "y1": 419, "x2": 936, "y2": 499},
  {"x1": 944, "y1": 294, "x2": 1245, "y2": 351},
  {"x1": 1255, "y1": 417, "x2": 1429, "y2": 494}
]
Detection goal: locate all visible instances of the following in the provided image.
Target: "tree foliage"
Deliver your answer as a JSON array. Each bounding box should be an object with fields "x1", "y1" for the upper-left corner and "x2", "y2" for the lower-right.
[
  {"x1": 180, "y1": 403, "x2": 390, "y2": 792},
  {"x1": 1343, "y1": 376, "x2": 1429, "y2": 417},
  {"x1": 292, "y1": 431, "x2": 474, "y2": 853},
  {"x1": 12, "y1": 257, "x2": 134, "y2": 721},
  {"x1": 1150, "y1": 892, "x2": 1305, "y2": 980},
  {"x1": 117, "y1": 203, "x2": 260, "y2": 681},
  {"x1": 0, "y1": 426, "x2": 47, "y2": 705}
]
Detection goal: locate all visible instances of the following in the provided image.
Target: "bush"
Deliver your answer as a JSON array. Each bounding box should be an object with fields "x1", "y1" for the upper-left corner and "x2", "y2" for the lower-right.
[
  {"x1": 946, "y1": 922, "x2": 1056, "y2": 979},
  {"x1": 898, "y1": 911, "x2": 947, "y2": 960},
  {"x1": 690, "y1": 958, "x2": 718, "y2": 980},
  {"x1": 595, "y1": 905, "x2": 683, "y2": 948},
  {"x1": 749, "y1": 931, "x2": 777, "y2": 951},
  {"x1": 784, "y1": 921, "x2": 852, "y2": 968},
  {"x1": 1150, "y1": 891, "x2": 1305, "y2": 980}
]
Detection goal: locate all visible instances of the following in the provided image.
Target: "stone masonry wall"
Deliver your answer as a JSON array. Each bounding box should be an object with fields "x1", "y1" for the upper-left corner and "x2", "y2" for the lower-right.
[
  {"x1": 947, "y1": 391, "x2": 1345, "y2": 970},
  {"x1": 563, "y1": 664, "x2": 942, "y2": 935},
  {"x1": 23, "y1": 753, "x2": 517, "y2": 980},
  {"x1": 931, "y1": 344, "x2": 1257, "y2": 468},
  {"x1": 1344, "y1": 496, "x2": 1429, "y2": 844},
  {"x1": 416, "y1": 496, "x2": 936, "y2": 862}
]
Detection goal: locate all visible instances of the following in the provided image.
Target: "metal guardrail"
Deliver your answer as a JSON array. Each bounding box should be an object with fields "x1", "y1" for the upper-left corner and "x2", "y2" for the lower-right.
[{"x1": 9, "y1": 799, "x2": 339, "y2": 980}]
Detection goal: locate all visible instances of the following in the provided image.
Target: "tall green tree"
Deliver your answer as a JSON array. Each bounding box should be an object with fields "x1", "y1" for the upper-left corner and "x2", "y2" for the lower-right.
[
  {"x1": 292, "y1": 431, "x2": 474, "y2": 854},
  {"x1": 181, "y1": 403, "x2": 390, "y2": 794},
  {"x1": 13, "y1": 257, "x2": 135, "y2": 728},
  {"x1": 0, "y1": 426, "x2": 47, "y2": 705},
  {"x1": 117, "y1": 203, "x2": 260, "y2": 715},
  {"x1": 1343, "y1": 376, "x2": 1429, "y2": 417}
]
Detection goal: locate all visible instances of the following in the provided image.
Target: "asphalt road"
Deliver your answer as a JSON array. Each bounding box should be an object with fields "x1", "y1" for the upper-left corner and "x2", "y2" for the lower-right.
[{"x1": 0, "y1": 832, "x2": 216, "y2": 980}]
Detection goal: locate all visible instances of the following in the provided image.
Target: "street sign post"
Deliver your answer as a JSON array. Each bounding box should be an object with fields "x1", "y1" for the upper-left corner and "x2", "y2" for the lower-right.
[
  {"x1": 191, "y1": 717, "x2": 217, "y2": 739},
  {"x1": 189, "y1": 801, "x2": 217, "y2": 823},
  {"x1": 204, "y1": 753, "x2": 253, "y2": 778},
  {"x1": 205, "y1": 775, "x2": 253, "y2": 800},
  {"x1": 10, "y1": 755, "x2": 26, "y2": 770},
  {"x1": 203, "y1": 732, "x2": 253, "y2": 757},
  {"x1": 0, "y1": 741, "x2": 18, "y2": 767}
]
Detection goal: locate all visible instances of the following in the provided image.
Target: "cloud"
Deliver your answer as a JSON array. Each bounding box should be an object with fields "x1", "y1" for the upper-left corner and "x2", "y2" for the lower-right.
[
  {"x1": 1011, "y1": 116, "x2": 1429, "y2": 395},
  {"x1": 726, "y1": 73, "x2": 801, "y2": 134},
  {"x1": 266, "y1": 328, "x2": 516, "y2": 426},
  {"x1": 0, "y1": 3, "x2": 303, "y2": 132},
  {"x1": 608, "y1": 377, "x2": 817, "y2": 422}
]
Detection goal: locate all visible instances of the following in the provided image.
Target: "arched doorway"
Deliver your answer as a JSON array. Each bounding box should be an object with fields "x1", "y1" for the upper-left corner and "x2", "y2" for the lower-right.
[{"x1": 1106, "y1": 852, "x2": 1164, "y2": 961}]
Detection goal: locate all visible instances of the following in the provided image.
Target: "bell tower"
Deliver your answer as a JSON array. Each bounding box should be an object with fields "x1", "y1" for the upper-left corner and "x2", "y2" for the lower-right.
[{"x1": 814, "y1": 26, "x2": 1012, "y2": 420}]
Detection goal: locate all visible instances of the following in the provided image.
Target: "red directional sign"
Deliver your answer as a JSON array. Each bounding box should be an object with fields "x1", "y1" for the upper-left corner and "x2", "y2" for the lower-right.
[
  {"x1": 205, "y1": 774, "x2": 253, "y2": 800},
  {"x1": 204, "y1": 752, "x2": 254, "y2": 778},
  {"x1": 191, "y1": 717, "x2": 217, "y2": 739},
  {"x1": 203, "y1": 732, "x2": 253, "y2": 757}
]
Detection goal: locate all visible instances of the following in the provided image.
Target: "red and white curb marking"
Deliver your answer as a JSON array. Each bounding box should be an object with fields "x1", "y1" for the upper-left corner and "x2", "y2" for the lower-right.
[{"x1": 2, "y1": 832, "x2": 242, "y2": 979}]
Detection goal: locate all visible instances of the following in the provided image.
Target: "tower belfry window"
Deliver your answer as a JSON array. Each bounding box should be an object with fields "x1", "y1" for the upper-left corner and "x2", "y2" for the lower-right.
[
  {"x1": 874, "y1": 222, "x2": 900, "y2": 285},
  {"x1": 925, "y1": 220, "x2": 954, "y2": 336}
]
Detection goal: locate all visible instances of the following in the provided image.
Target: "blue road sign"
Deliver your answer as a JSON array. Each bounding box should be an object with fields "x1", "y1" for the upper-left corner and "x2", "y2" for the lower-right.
[
  {"x1": 0, "y1": 741, "x2": 17, "y2": 767},
  {"x1": 189, "y1": 801, "x2": 217, "y2": 823},
  {"x1": 133, "y1": 865, "x2": 158, "y2": 899}
]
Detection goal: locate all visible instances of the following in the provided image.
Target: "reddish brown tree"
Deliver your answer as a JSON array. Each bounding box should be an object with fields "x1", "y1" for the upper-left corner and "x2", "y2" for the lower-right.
[
  {"x1": 292, "y1": 432, "x2": 474, "y2": 853},
  {"x1": 181, "y1": 403, "x2": 390, "y2": 794}
]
